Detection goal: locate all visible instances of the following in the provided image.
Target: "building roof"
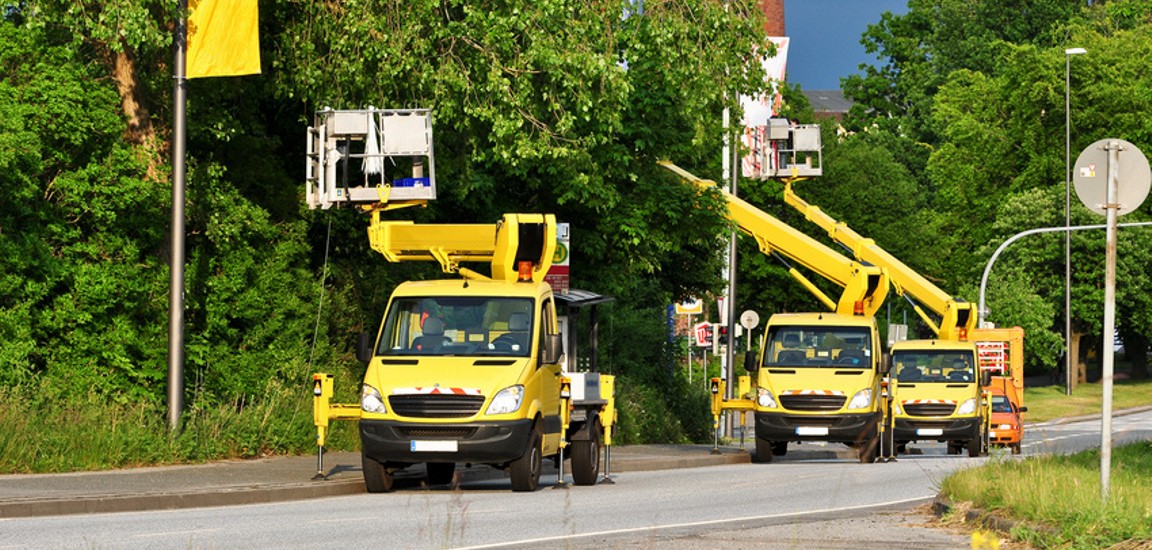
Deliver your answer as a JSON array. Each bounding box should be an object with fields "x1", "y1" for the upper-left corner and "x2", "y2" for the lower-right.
[{"x1": 803, "y1": 90, "x2": 854, "y2": 116}]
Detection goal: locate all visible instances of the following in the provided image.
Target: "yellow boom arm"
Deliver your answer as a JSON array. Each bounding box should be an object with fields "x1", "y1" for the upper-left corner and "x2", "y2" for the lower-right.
[
  {"x1": 660, "y1": 162, "x2": 889, "y2": 317},
  {"x1": 782, "y1": 182, "x2": 976, "y2": 340},
  {"x1": 367, "y1": 212, "x2": 557, "y2": 283}
]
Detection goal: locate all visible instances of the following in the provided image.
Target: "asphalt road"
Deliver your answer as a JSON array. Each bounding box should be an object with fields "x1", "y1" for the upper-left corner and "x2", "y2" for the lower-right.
[
  {"x1": 0, "y1": 443, "x2": 973, "y2": 548},
  {"x1": 2, "y1": 409, "x2": 1148, "y2": 549}
]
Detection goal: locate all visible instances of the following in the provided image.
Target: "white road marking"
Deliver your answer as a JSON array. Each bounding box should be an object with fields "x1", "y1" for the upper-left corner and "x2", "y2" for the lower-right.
[{"x1": 451, "y1": 495, "x2": 935, "y2": 549}]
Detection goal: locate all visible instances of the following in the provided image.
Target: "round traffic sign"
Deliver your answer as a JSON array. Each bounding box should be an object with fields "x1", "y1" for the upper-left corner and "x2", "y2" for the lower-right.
[
  {"x1": 1073, "y1": 138, "x2": 1151, "y2": 217},
  {"x1": 740, "y1": 309, "x2": 760, "y2": 330}
]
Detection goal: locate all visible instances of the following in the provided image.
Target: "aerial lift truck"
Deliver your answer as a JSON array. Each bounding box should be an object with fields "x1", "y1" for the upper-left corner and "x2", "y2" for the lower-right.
[
  {"x1": 305, "y1": 108, "x2": 616, "y2": 492},
  {"x1": 779, "y1": 169, "x2": 1010, "y2": 456},
  {"x1": 660, "y1": 162, "x2": 892, "y2": 464}
]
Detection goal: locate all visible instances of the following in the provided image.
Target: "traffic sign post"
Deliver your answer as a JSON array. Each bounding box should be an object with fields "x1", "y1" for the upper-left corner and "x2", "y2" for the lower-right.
[{"x1": 1073, "y1": 138, "x2": 1151, "y2": 502}]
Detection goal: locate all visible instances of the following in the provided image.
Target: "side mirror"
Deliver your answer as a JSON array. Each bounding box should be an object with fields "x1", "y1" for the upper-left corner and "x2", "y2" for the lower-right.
[
  {"x1": 1018, "y1": 406, "x2": 1028, "y2": 413},
  {"x1": 980, "y1": 371, "x2": 992, "y2": 387},
  {"x1": 542, "y1": 333, "x2": 564, "y2": 365},
  {"x1": 356, "y1": 332, "x2": 374, "y2": 364},
  {"x1": 744, "y1": 350, "x2": 759, "y2": 373}
]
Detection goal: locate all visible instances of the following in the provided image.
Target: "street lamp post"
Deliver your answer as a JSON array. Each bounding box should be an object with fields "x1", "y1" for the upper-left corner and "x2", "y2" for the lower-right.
[{"x1": 1065, "y1": 47, "x2": 1086, "y2": 396}]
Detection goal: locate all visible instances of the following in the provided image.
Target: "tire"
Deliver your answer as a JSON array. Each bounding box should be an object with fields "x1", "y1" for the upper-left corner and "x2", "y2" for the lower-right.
[
  {"x1": 1011, "y1": 443, "x2": 1021, "y2": 455},
  {"x1": 510, "y1": 423, "x2": 543, "y2": 492},
  {"x1": 426, "y1": 462, "x2": 456, "y2": 487},
  {"x1": 771, "y1": 441, "x2": 788, "y2": 456},
  {"x1": 967, "y1": 437, "x2": 983, "y2": 458},
  {"x1": 754, "y1": 437, "x2": 774, "y2": 463},
  {"x1": 571, "y1": 419, "x2": 601, "y2": 486},
  {"x1": 362, "y1": 453, "x2": 395, "y2": 493}
]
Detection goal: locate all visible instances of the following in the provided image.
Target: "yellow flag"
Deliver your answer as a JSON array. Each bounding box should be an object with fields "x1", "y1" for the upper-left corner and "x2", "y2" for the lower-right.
[{"x1": 186, "y1": 0, "x2": 261, "y2": 78}]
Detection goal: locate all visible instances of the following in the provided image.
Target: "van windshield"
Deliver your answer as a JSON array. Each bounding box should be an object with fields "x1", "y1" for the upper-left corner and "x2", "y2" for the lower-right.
[
  {"x1": 893, "y1": 350, "x2": 976, "y2": 383},
  {"x1": 763, "y1": 326, "x2": 872, "y2": 368},
  {"x1": 375, "y1": 296, "x2": 535, "y2": 358}
]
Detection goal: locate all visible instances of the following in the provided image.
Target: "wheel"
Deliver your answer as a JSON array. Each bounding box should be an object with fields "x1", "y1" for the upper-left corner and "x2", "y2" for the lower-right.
[
  {"x1": 1011, "y1": 443, "x2": 1021, "y2": 455},
  {"x1": 754, "y1": 437, "x2": 774, "y2": 463},
  {"x1": 362, "y1": 453, "x2": 395, "y2": 493},
  {"x1": 771, "y1": 441, "x2": 788, "y2": 456},
  {"x1": 510, "y1": 424, "x2": 542, "y2": 492},
  {"x1": 571, "y1": 419, "x2": 601, "y2": 486},
  {"x1": 426, "y1": 462, "x2": 456, "y2": 487},
  {"x1": 967, "y1": 437, "x2": 983, "y2": 458}
]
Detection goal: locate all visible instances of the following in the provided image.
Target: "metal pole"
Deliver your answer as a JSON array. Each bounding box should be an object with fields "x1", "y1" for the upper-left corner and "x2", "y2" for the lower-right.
[
  {"x1": 725, "y1": 141, "x2": 739, "y2": 438},
  {"x1": 1064, "y1": 47, "x2": 1086, "y2": 395},
  {"x1": 977, "y1": 222, "x2": 1152, "y2": 327},
  {"x1": 1064, "y1": 51, "x2": 1073, "y2": 396},
  {"x1": 168, "y1": 0, "x2": 189, "y2": 432},
  {"x1": 1100, "y1": 141, "x2": 1120, "y2": 502}
]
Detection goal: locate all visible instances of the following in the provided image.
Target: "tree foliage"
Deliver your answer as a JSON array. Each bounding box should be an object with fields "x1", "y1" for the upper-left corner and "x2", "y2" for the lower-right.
[{"x1": 1, "y1": 0, "x2": 774, "y2": 425}]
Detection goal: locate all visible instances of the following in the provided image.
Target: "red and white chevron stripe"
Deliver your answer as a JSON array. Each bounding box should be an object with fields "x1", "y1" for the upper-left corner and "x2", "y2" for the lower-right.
[
  {"x1": 901, "y1": 399, "x2": 956, "y2": 405},
  {"x1": 780, "y1": 389, "x2": 845, "y2": 396},
  {"x1": 393, "y1": 387, "x2": 482, "y2": 396}
]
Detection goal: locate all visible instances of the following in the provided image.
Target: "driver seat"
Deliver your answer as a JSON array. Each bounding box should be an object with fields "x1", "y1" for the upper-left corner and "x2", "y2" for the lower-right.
[{"x1": 413, "y1": 317, "x2": 446, "y2": 352}]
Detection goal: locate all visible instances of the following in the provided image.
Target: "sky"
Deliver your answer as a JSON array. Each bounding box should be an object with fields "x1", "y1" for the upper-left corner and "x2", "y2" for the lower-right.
[{"x1": 784, "y1": 0, "x2": 910, "y2": 90}]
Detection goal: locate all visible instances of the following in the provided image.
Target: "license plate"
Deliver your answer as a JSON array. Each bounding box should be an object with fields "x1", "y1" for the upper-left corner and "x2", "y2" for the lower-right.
[
  {"x1": 916, "y1": 428, "x2": 944, "y2": 436},
  {"x1": 411, "y1": 440, "x2": 458, "y2": 452},
  {"x1": 796, "y1": 426, "x2": 829, "y2": 436}
]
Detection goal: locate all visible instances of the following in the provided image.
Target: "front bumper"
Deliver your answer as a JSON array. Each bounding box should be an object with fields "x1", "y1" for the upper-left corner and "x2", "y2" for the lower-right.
[
  {"x1": 988, "y1": 426, "x2": 1022, "y2": 445},
  {"x1": 360, "y1": 418, "x2": 533, "y2": 464},
  {"x1": 754, "y1": 411, "x2": 878, "y2": 445},
  {"x1": 893, "y1": 416, "x2": 981, "y2": 442}
]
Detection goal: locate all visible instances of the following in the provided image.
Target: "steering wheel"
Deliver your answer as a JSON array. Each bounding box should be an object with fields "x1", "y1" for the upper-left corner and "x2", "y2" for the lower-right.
[{"x1": 491, "y1": 335, "x2": 521, "y2": 352}]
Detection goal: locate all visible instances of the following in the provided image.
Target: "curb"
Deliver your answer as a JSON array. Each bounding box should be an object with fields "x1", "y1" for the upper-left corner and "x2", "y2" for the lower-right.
[
  {"x1": 0, "y1": 446, "x2": 749, "y2": 519},
  {"x1": 932, "y1": 495, "x2": 1061, "y2": 539},
  {"x1": 0, "y1": 480, "x2": 366, "y2": 519}
]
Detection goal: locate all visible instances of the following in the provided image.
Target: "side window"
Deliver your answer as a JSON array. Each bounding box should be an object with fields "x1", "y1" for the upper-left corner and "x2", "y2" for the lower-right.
[
  {"x1": 538, "y1": 302, "x2": 549, "y2": 350},
  {"x1": 538, "y1": 298, "x2": 556, "y2": 363}
]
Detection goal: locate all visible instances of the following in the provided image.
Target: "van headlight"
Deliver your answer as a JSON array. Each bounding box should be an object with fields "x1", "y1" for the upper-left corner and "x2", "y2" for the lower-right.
[
  {"x1": 757, "y1": 388, "x2": 778, "y2": 409},
  {"x1": 486, "y1": 385, "x2": 524, "y2": 415},
  {"x1": 847, "y1": 388, "x2": 873, "y2": 410},
  {"x1": 957, "y1": 398, "x2": 977, "y2": 415},
  {"x1": 361, "y1": 384, "x2": 386, "y2": 414}
]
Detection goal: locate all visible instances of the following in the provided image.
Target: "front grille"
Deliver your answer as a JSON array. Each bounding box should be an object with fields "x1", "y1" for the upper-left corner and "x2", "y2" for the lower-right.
[
  {"x1": 780, "y1": 394, "x2": 846, "y2": 411},
  {"x1": 398, "y1": 427, "x2": 477, "y2": 439},
  {"x1": 782, "y1": 416, "x2": 838, "y2": 427},
  {"x1": 904, "y1": 403, "x2": 957, "y2": 417},
  {"x1": 389, "y1": 394, "x2": 485, "y2": 418}
]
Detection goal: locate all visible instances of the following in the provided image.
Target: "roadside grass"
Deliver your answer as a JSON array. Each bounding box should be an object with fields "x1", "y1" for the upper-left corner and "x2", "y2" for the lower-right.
[
  {"x1": 941, "y1": 441, "x2": 1152, "y2": 548},
  {"x1": 939, "y1": 376, "x2": 1152, "y2": 548},
  {"x1": 0, "y1": 379, "x2": 359, "y2": 474},
  {"x1": 1023, "y1": 377, "x2": 1152, "y2": 423}
]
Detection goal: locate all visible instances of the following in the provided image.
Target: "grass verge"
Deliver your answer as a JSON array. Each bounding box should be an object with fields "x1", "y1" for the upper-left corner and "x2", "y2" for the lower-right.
[
  {"x1": 0, "y1": 379, "x2": 359, "y2": 474},
  {"x1": 940, "y1": 441, "x2": 1152, "y2": 548},
  {"x1": 1023, "y1": 378, "x2": 1152, "y2": 424},
  {"x1": 940, "y1": 378, "x2": 1152, "y2": 548}
]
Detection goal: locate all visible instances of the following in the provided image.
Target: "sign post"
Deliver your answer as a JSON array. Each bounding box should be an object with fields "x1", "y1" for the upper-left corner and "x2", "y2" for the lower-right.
[{"x1": 1073, "y1": 138, "x2": 1150, "y2": 501}]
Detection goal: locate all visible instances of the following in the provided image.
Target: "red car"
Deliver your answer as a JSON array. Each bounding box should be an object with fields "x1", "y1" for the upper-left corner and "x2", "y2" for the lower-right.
[{"x1": 987, "y1": 388, "x2": 1026, "y2": 454}]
